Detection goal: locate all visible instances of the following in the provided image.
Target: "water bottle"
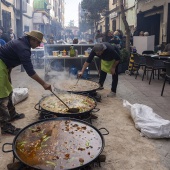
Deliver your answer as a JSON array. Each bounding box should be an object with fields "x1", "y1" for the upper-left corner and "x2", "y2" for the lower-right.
[
  {"x1": 69, "y1": 66, "x2": 78, "y2": 76},
  {"x1": 82, "y1": 67, "x2": 89, "y2": 79},
  {"x1": 70, "y1": 45, "x2": 76, "y2": 57}
]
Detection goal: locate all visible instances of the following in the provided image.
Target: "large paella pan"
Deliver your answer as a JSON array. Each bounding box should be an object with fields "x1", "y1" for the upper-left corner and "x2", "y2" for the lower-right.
[
  {"x1": 35, "y1": 93, "x2": 99, "y2": 117},
  {"x1": 2, "y1": 118, "x2": 109, "y2": 170},
  {"x1": 54, "y1": 79, "x2": 100, "y2": 93}
]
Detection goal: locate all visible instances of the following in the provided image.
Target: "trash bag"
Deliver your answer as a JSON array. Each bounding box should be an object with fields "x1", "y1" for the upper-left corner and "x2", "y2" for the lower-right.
[
  {"x1": 12, "y1": 88, "x2": 29, "y2": 105},
  {"x1": 123, "y1": 100, "x2": 170, "y2": 138}
]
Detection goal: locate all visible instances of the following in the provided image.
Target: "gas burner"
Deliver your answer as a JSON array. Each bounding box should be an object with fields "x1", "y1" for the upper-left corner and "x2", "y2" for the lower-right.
[
  {"x1": 38, "y1": 110, "x2": 97, "y2": 124},
  {"x1": 86, "y1": 91, "x2": 101, "y2": 102}
]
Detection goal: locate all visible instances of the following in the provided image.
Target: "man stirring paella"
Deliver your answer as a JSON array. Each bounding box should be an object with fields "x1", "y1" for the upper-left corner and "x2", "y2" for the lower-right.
[
  {"x1": 0, "y1": 30, "x2": 51, "y2": 135},
  {"x1": 78, "y1": 42, "x2": 120, "y2": 97}
]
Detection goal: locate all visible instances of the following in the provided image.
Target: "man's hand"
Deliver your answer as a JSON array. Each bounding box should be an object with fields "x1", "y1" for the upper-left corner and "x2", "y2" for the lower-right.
[
  {"x1": 111, "y1": 67, "x2": 116, "y2": 75},
  {"x1": 43, "y1": 83, "x2": 52, "y2": 91},
  {"x1": 78, "y1": 71, "x2": 83, "y2": 78}
]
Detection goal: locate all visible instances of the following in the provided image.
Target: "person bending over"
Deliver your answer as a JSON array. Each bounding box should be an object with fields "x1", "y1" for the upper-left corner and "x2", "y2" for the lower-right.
[
  {"x1": 78, "y1": 42, "x2": 120, "y2": 97},
  {"x1": 0, "y1": 30, "x2": 52, "y2": 135}
]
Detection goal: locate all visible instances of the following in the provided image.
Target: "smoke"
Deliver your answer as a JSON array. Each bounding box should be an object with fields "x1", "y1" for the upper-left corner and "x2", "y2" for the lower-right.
[{"x1": 50, "y1": 70, "x2": 77, "y2": 92}]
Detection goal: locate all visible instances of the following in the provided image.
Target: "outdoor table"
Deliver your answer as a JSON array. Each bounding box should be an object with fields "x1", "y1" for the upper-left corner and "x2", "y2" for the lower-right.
[{"x1": 150, "y1": 54, "x2": 170, "y2": 60}]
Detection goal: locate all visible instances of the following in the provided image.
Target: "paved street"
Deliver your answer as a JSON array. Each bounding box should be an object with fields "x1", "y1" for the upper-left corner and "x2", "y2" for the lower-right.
[
  {"x1": 11, "y1": 67, "x2": 170, "y2": 169},
  {"x1": 106, "y1": 70, "x2": 170, "y2": 169}
]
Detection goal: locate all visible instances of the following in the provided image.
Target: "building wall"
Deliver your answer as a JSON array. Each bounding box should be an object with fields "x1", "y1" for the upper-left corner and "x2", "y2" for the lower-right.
[
  {"x1": 109, "y1": 0, "x2": 118, "y2": 32},
  {"x1": 137, "y1": 0, "x2": 170, "y2": 12},
  {"x1": 23, "y1": 0, "x2": 34, "y2": 33},
  {"x1": 121, "y1": 0, "x2": 136, "y2": 34},
  {"x1": 109, "y1": 0, "x2": 136, "y2": 34},
  {"x1": 137, "y1": 0, "x2": 170, "y2": 44},
  {"x1": 1, "y1": 0, "x2": 15, "y2": 32},
  {"x1": 98, "y1": 17, "x2": 105, "y2": 33}
]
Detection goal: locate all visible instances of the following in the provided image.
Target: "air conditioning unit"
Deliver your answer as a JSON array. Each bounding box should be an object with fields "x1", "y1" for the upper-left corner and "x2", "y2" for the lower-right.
[{"x1": 16, "y1": 0, "x2": 27, "y2": 13}]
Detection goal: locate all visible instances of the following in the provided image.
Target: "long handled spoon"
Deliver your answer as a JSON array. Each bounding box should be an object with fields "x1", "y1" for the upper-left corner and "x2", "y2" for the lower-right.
[
  {"x1": 75, "y1": 77, "x2": 80, "y2": 86},
  {"x1": 51, "y1": 90, "x2": 79, "y2": 113}
]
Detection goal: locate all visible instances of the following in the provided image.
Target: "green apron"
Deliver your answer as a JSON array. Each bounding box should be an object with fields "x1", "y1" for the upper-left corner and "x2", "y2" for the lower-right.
[
  {"x1": 101, "y1": 59, "x2": 115, "y2": 74},
  {"x1": 0, "y1": 59, "x2": 13, "y2": 98}
]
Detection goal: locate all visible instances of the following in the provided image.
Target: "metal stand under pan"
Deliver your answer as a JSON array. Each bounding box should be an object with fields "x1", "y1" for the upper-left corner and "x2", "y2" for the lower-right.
[
  {"x1": 38, "y1": 110, "x2": 98, "y2": 124},
  {"x1": 88, "y1": 91, "x2": 101, "y2": 102}
]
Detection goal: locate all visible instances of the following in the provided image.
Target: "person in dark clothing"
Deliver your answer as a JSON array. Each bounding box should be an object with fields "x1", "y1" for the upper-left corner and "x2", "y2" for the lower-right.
[
  {"x1": 7, "y1": 28, "x2": 16, "y2": 42},
  {"x1": 78, "y1": 42, "x2": 120, "y2": 97},
  {"x1": 0, "y1": 38, "x2": 6, "y2": 47},
  {"x1": 0, "y1": 27, "x2": 9, "y2": 42},
  {"x1": 0, "y1": 30, "x2": 52, "y2": 135},
  {"x1": 102, "y1": 30, "x2": 113, "y2": 42},
  {"x1": 95, "y1": 30, "x2": 103, "y2": 43},
  {"x1": 163, "y1": 43, "x2": 170, "y2": 52},
  {"x1": 133, "y1": 27, "x2": 140, "y2": 36}
]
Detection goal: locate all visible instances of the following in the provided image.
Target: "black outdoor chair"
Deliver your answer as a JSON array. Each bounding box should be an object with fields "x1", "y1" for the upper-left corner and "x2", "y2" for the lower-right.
[
  {"x1": 130, "y1": 53, "x2": 146, "y2": 79},
  {"x1": 161, "y1": 62, "x2": 170, "y2": 96},
  {"x1": 142, "y1": 56, "x2": 165, "y2": 84},
  {"x1": 142, "y1": 50, "x2": 155, "y2": 55}
]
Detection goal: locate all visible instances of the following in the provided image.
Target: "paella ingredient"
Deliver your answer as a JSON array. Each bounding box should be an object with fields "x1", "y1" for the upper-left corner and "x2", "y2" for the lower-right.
[
  {"x1": 46, "y1": 161, "x2": 56, "y2": 167},
  {"x1": 31, "y1": 126, "x2": 41, "y2": 133},
  {"x1": 86, "y1": 141, "x2": 90, "y2": 147},
  {"x1": 17, "y1": 141, "x2": 27, "y2": 147},
  {"x1": 52, "y1": 156, "x2": 59, "y2": 160},
  {"x1": 16, "y1": 120, "x2": 103, "y2": 170},
  {"x1": 64, "y1": 154, "x2": 70, "y2": 160},
  {"x1": 54, "y1": 79, "x2": 100, "y2": 92},
  {"x1": 78, "y1": 147, "x2": 85, "y2": 151},
  {"x1": 79, "y1": 158, "x2": 84, "y2": 163},
  {"x1": 40, "y1": 94, "x2": 96, "y2": 114}
]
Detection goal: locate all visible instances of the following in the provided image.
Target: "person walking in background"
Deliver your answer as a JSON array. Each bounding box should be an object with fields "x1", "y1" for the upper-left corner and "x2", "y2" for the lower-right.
[
  {"x1": 95, "y1": 30, "x2": 103, "y2": 43},
  {"x1": 102, "y1": 30, "x2": 113, "y2": 42},
  {"x1": 7, "y1": 28, "x2": 16, "y2": 41},
  {"x1": 163, "y1": 43, "x2": 170, "y2": 53},
  {"x1": 139, "y1": 31, "x2": 144, "y2": 36},
  {"x1": 0, "y1": 27, "x2": 9, "y2": 42},
  {"x1": 0, "y1": 29, "x2": 7, "y2": 47},
  {"x1": 0, "y1": 38, "x2": 6, "y2": 47},
  {"x1": 133, "y1": 27, "x2": 140, "y2": 36},
  {"x1": 116, "y1": 29, "x2": 123, "y2": 40},
  {"x1": 78, "y1": 42, "x2": 120, "y2": 97},
  {"x1": 144, "y1": 32, "x2": 149, "y2": 36},
  {"x1": 109, "y1": 31, "x2": 121, "y2": 49},
  {"x1": 0, "y1": 30, "x2": 51, "y2": 135}
]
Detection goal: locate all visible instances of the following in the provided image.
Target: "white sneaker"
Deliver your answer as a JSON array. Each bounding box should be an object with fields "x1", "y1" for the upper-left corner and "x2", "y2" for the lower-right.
[{"x1": 107, "y1": 91, "x2": 116, "y2": 97}]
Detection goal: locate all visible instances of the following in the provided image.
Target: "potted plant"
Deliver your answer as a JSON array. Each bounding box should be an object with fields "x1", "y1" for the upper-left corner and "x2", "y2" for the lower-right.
[{"x1": 118, "y1": 48, "x2": 130, "y2": 74}]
